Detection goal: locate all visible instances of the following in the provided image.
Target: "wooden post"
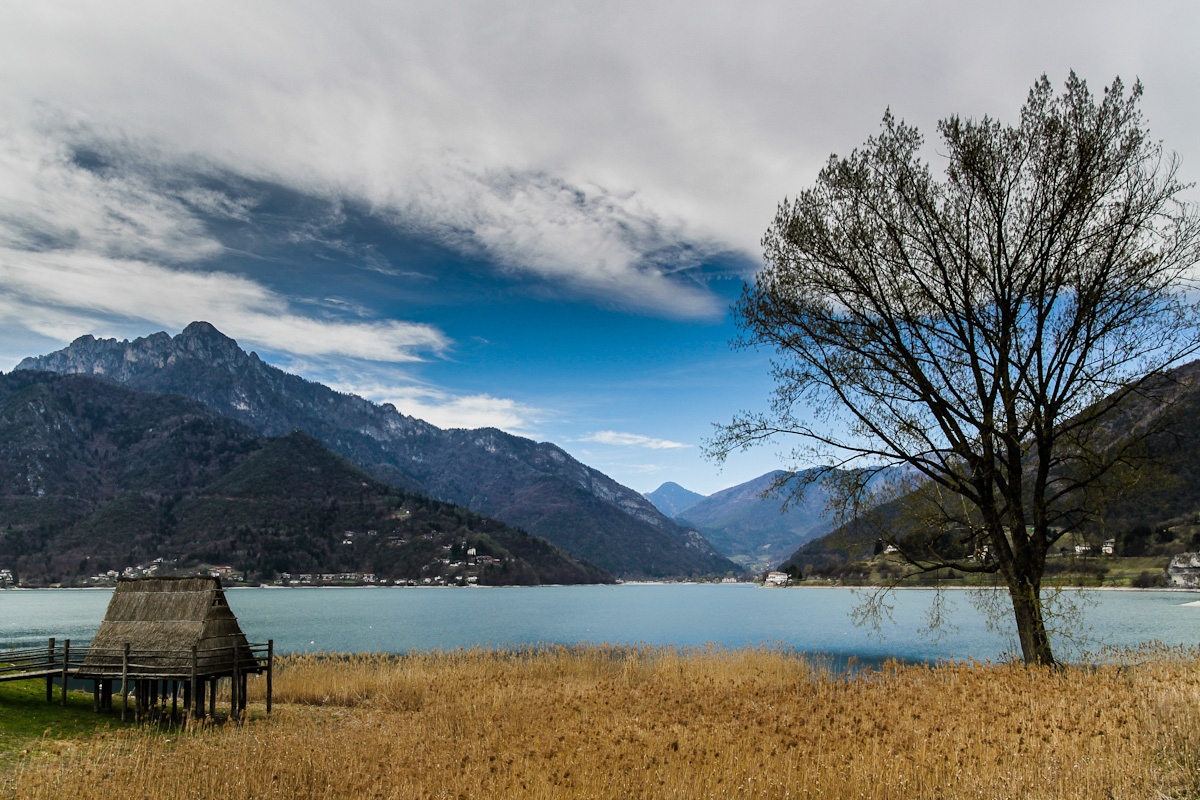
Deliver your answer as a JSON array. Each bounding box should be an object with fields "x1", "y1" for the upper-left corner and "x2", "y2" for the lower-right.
[
  {"x1": 60, "y1": 639, "x2": 69, "y2": 707},
  {"x1": 171, "y1": 680, "x2": 179, "y2": 725},
  {"x1": 46, "y1": 638, "x2": 55, "y2": 703},
  {"x1": 266, "y1": 640, "x2": 273, "y2": 715},
  {"x1": 120, "y1": 644, "x2": 130, "y2": 722},
  {"x1": 190, "y1": 645, "x2": 200, "y2": 720},
  {"x1": 93, "y1": 679, "x2": 100, "y2": 713},
  {"x1": 231, "y1": 646, "x2": 241, "y2": 721},
  {"x1": 208, "y1": 677, "x2": 216, "y2": 718}
]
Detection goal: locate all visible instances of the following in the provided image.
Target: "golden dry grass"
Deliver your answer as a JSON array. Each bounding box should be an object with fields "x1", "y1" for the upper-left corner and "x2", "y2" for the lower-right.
[{"x1": 8, "y1": 645, "x2": 1200, "y2": 799}]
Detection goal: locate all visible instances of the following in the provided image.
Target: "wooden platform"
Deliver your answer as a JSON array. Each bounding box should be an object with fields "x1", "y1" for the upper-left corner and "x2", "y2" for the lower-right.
[{"x1": 1, "y1": 637, "x2": 273, "y2": 722}]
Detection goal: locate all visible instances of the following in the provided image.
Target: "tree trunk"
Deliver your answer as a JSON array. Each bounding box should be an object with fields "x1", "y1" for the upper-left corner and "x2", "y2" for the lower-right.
[{"x1": 1008, "y1": 578, "x2": 1056, "y2": 666}]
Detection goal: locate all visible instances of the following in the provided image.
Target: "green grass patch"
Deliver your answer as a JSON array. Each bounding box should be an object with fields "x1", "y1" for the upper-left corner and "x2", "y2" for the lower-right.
[{"x1": 0, "y1": 679, "x2": 137, "y2": 776}]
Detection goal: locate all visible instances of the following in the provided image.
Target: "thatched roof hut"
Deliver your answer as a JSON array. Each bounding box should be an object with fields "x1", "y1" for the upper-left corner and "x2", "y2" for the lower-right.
[{"x1": 78, "y1": 576, "x2": 260, "y2": 678}]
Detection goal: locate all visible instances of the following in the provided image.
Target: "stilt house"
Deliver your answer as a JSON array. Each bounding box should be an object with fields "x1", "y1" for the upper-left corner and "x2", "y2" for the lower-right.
[{"x1": 76, "y1": 575, "x2": 272, "y2": 721}]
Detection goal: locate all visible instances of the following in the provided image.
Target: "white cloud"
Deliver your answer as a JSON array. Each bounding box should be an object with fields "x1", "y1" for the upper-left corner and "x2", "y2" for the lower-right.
[
  {"x1": 0, "y1": 120, "x2": 449, "y2": 363},
  {"x1": 0, "y1": 249, "x2": 448, "y2": 362},
  {"x1": 0, "y1": 117, "x2": 221, "y2": 263},
  {"x1": 578, "y1": 431, "x2": 690, "y2": 450},
  {"x1": 2, "y1": 0, "x2": 1198, "y2": 341},
  {"x1": 388, "y1": 391, "x2": 541, "y2": 433},
  {"x1": 5, "y1": 0, "x2": 1193, "y2": 282},
  {"x1": 321, "y1": 376, "x2": 545, "y2": 434}
]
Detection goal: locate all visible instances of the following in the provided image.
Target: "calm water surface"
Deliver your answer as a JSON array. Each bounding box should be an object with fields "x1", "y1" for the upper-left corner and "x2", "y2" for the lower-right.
[{"x1": 3, "y1": 584, "x2": 1199, "y2": 665}]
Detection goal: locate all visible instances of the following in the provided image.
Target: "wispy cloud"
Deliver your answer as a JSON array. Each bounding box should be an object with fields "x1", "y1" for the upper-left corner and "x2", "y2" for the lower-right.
[
  {"x1": 0, "y1": 249, "x2": 448, "y2": 362},
  {"x1": 0, "y1": 120, "x2": 449, "y2": 362},
  {"x1": 578, "y1": 431, "x2": 690, "y2": 449},
  {"x1": 320, "y1": 375, "x2": 546, "y2": 435},
  {"x1": 4, "y1": 1, "x2": 1195, "y2": 322}
]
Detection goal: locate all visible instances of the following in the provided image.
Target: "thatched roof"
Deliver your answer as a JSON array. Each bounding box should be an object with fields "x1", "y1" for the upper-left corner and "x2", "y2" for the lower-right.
[{"x1": 79, "y1": 576, "x2": 259, "y2": 677}]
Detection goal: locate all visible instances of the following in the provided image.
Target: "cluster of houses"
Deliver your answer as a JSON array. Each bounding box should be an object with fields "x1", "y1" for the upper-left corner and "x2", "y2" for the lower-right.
[
  {"x1": 276, "y1": 572, "x2": 379, "y2": 585},
  {"x1": 79, "y1": 558, "x2": 243, "y2": 586},
  {"x1": 270, "y1": 543, "x2": 507, "y2": 587},
  {"x1": 1071, "y1": 539, "x2": 1117, "y2": 556},
  {"x1": 6, "y1": 528, "x2": 510, "y2": 587},
  {"x1": 82, "y1": 557, "x2": 184, "y2": 585}
]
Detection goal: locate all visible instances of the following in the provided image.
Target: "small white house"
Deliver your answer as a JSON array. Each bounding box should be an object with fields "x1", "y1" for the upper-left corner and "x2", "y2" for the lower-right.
[{"x1": 764, "y1": 571, "x2": 789, "y2": 587}]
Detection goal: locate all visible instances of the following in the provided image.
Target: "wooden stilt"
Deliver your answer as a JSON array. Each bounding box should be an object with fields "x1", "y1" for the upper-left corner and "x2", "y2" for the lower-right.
[
  {"x1": 60, "y1": 640, "x2": 70, "y2": 707},
  {"x1": 46, "y1": 638, "x2": 55, "y2": 704},
  {"x1": 231, "y1": 648, "x2": 240, "y2": 721},
  {"x1": 266, "y1": 639, "x2": 274, "y2": 715},
  {"x1": 190, "y1": 645, "x2": 200, "y2": 720},
  {"x1": 120, "y1": 644, "x2": 130, "y2": 722}
]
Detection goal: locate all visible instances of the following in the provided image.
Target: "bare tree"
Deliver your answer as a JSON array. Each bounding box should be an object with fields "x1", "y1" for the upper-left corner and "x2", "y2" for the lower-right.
[{"x1": 708, "y1": 74, "x2": 1200, "y2": 665}]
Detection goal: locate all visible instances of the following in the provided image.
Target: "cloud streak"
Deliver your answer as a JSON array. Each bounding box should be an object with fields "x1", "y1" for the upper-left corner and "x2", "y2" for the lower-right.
[
  {"x1": 0, "y1": 118, "x2": 448, "y2": 362},
  {"x1": 578, "y1": 431, "x2": 690, "y2": 450},
  {"x1": 4, "y1": 0, "x2": 1198, "y2": 323},
  {"x1": 318, "y1": 373, "x2": 546, "y2": 434}
]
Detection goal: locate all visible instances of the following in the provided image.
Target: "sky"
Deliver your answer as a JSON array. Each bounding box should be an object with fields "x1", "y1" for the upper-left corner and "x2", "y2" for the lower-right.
[{"x1": 1, "y1": 1, "x2": 1198, "y2": 496}]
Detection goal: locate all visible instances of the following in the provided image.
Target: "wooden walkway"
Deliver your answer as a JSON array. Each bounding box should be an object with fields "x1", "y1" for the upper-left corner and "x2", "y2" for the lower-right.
[{"x1": 1, "y1": 638, "x2": 273, "y2": 722}]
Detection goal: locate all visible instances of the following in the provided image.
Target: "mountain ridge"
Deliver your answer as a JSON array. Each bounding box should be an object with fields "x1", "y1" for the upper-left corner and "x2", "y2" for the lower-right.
[
  {"x1": 0, "y1": 370, "x2": 610, "y2": 586},
  {"x1": 17, "y1": 322, "x2": 736, "y2": 577},
  {"x1": 671, "y1": 470, "x2": 833, "y2": 572}
]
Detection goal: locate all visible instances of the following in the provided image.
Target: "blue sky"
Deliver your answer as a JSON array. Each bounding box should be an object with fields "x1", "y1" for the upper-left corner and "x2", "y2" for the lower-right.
[{"x1": 2, "y1": 0, "x2": 1199, "y2": 494}]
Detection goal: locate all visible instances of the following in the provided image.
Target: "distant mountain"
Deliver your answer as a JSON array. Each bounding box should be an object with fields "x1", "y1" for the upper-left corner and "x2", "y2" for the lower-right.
[
  {"x1": 0, "y1": 370, "x2": 611, "y2": 586},
  {"x1": 644, "y1": 482, "x2": 705, "y2": 517},
  {"x1": 675, "y1": 470, "x2": 833, "y2": 572},
  {"x1": 17, "y1": 323, "x2": 736, "y2": 577}
]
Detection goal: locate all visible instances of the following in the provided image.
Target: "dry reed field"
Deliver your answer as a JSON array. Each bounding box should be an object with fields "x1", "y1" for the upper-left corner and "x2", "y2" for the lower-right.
[{"x1": 8, "y1": 645, "x2": 1200, "y2": 799}]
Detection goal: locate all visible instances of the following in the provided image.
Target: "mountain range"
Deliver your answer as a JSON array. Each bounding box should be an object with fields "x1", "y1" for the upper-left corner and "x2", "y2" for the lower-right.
[
  {"x1": 778, "y1": 360, "x2": 1200, "y2": 576},
  {"x1": 0, "y1": 370, "x2": 610, "y2": 586},
  {"x1": 645, "y1": 471, "x2": 833, "y2": 571},
  {"x1": 15, "y1": 322, "x2": 737, "y2": 578}
]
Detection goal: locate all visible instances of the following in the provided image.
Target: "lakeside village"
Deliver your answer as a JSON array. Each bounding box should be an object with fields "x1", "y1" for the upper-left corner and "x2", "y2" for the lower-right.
[
  {"x1": 763, "y1": 537, "x2": 1200, "y2": 589},
  {"x1": 6, "y1": 528, "x2": 1200, "y2": 590},
  {"x1": 0, "y1": 532, "x2": 518, "y2": 589}
]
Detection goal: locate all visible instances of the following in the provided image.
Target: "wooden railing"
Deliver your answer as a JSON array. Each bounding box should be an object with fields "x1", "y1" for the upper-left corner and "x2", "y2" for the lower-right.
[
  {"x1": 1, "y1": 638, "x2": 274, "y2": 720},
  {"x1": 0, "y1": 638, "x2": 75, "y2": 703}
]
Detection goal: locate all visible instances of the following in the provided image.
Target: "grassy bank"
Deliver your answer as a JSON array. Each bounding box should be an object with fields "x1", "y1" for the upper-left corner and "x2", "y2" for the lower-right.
[
  {"x1": 0, "y1": 678, "x2": 138, "y2": 779},
  {"x1": 6, "y1": 645, "x2": 1200, "y2": 799}
]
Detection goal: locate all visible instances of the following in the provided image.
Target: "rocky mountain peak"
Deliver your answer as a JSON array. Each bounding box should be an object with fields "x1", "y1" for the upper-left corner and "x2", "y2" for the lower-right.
[{"x1": 19, "y1": 322, "x2": 250, "y2": 379}]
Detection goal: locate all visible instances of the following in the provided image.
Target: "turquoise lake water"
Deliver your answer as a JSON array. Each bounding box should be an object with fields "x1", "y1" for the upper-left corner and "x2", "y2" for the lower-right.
[{"x1": 4, "y1": 584, "x2": 1199, "y2": 666}]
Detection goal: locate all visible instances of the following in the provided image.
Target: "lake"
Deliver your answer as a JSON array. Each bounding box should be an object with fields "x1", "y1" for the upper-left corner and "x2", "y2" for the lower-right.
[{"x1": 4, "y1": 584, "x2": 1200, "y2": 666}]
